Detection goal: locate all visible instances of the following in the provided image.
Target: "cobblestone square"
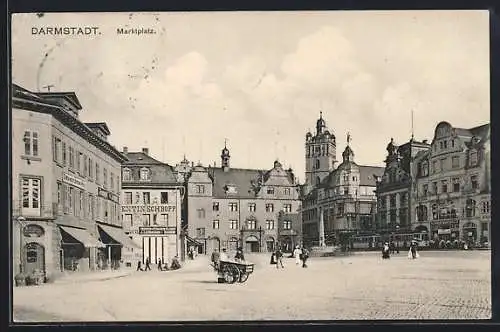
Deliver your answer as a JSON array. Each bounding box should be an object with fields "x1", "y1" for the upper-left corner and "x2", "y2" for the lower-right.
[{"x1": 12, "y1": 250, "x2": 491, "y2": 322}]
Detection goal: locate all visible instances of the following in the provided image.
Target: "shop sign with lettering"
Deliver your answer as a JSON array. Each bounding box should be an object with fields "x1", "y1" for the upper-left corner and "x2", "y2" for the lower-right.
[
  {"x1": 139, "y1": 226, "x2": 177, "y2": 235},
  {"x1": 98, "y1": 187, "x2": 119, "y2": 203},
  {"x1": 122, "y1": 205, "x2": 176, "y2": 213},
  {"x1": 62, "y1": 172, "x2": 85, "y2": 189}
]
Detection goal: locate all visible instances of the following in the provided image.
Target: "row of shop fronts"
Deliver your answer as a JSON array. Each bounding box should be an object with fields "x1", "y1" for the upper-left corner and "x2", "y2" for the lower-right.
[{"x1": 14, "y1": 219, "x2": 137, "y2": 278}]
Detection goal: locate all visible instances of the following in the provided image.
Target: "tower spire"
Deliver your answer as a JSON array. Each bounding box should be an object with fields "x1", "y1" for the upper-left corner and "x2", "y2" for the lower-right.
[
  {"x1": 411, "y1": 109, "x2": 415, "y2": 140},
  {"x1": 347, "y1": 132, "x2": 351, "y2": 146}
]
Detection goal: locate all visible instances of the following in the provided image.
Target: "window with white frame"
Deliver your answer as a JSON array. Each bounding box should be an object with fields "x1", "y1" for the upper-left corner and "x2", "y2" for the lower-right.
[
  {"x1": 481, "y1": 201, "x2": 490, "y2": 214},
  {"x1": 212, "y1": 220, "x2": 219, "y2": 229},
  {"x1": 283, "y1": 204, "x2": 292, "y2": 213},
  {"x1": 213, "y1": 202, "x2": 219, "y2": 211},
  {"x1": 24, "y1": 130, "x2": 39, "y2": 157},
  {"x1": 140, "y1": 168, "x2": 150, "y2": 181},
  {"x1": 53, "y1": 137, "x2": 61, "y2": 162},
  {"x1": 21, "y1": 177, "x2": 41, "y2": 216},
  {"x1": 124, "y1": 192, "x2": 132, "y2": 204},
  {"x1": 246, "y1": 218, "x2": 256, "y2": 230},
  {"x1": 229, "y1": 220, "x2": 239, "y2": 229},
  {"x1": 265, "y1": 203, "x2": 274, "y2": 212},
  {"x1": 122, "y1": 168, "x2": 132, "y2": 181},
  {"x1": 283, "y1": 220, "x2": 292, "y2": 230},
  {"x1": 229, "y1": 202, "x2": 238, "y2": 212},
  {"x1": 197, "y1": 208, "x2": 206, "y2": 218},
  {"x1": 248, "y1": 203, "x2": 256, "y2": 212},
  {"x1": 284, "y1": 188, "x2": 291, "y2": 195},
  {"x1": 266, "y1": 219, "x2": 274, "y2": 230},
  {"x1": 158, "y1": 213, "x2": 169, "y2": 225},
  {"x1": 452, "y1": 156, "x2": 460, "y2": 169},
  {"x1": 196, "y1": 185, "x2": 205, "y2": 194}
]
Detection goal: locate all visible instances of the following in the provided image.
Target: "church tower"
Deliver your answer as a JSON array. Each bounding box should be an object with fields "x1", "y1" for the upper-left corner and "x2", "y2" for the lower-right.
[
  {"x1": 221, "y1": 140, "x2": 230, "y2": 172},
  {"x1": 305, "y1": 112, "x2": 337, "y2": 186}
]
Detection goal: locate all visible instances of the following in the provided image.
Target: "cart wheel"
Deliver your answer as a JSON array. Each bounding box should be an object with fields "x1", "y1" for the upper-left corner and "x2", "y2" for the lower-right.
[
  {"x1": 238, "y1": 272, "x2": 249, "y2": 283},
  {"x1": 222, "y1": 265, "x2": 237, "y2": 284},
  {"x1": 230, "y1": 265, "x2": 240, "y2": 284}
]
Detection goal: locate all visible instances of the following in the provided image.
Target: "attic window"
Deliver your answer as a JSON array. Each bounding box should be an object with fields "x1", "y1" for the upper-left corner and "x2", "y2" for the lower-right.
[
  {"x1": 225, "y1": 185, "x2": 237, "y2": 194},
  {"x1": 140, "y1": 167, "x2": 151, "y2": 181}
]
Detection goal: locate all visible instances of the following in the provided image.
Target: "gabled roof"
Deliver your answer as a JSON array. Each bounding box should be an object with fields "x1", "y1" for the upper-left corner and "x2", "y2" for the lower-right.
[
  {"x1": 359, "y1": 165, "x2": 385, "y2": 186},
  {"x1": 122, "y1": 152, "x2": 178, "y2": 184},
  {"x1": 123, "y1": 152, "x2": 165, "y2": 165},
  {"x1": 211, "y1": 168, "x2": 263, "y2": 198}
]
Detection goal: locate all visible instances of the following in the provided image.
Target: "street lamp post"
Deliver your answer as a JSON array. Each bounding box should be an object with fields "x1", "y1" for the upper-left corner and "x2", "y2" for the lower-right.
[{"x1": 16, "y1": 216, "x2": 26, "y2": 273}]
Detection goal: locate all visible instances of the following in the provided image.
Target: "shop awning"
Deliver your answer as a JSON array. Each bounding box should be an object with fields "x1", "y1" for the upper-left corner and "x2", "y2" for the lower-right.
[
  {"x1": 60, "y1": 226, "x2": 105, "y2": 248},
  {"x1": 98, "y1": 224, "x2": 141, "y2": 249},
  {"x1": 186, "y1": 235, "x2": 203, "y2": 246}
]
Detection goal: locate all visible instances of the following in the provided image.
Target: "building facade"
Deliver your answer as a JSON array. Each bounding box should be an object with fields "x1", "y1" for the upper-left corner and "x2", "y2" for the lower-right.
[
  {"x1": 412, "y1": 121, "x2": 491, "y2": 246},
  {"x1": 375, "y1": 137, "x2": 430, "y2": 235},
  {"x1": 301, "y1": 114, "x2": 384, "y2": 247},
  {"x1": 184, "y1": 143, "x2": 302, "y2": 254},
  {"x1": 12, "y1": 84, "x2": 129, "y2": 280},
  {"x1": 120, "y1": 148, "x2": 184, "y2": 266}
]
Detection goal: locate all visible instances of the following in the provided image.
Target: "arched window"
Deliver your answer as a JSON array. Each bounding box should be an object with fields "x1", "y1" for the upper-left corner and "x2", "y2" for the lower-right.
[
  {"x1": 315, "y1": 159, "x2": 320, "y2": 169},
  {"x1": 140, "y1": 168, "x2": 150, "y2": 181},
  {"x1": 122, "y1": 168, "x2": 132, "y2": 181}
]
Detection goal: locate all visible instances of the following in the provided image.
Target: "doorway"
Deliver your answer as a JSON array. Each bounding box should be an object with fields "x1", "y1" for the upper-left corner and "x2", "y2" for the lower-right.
[{"x1": 24, "y1": 242, "x2": 45, "y2": 275}]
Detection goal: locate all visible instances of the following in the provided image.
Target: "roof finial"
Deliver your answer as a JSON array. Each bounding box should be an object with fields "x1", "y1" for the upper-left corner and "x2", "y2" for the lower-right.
[
  {"x1": 319, "y1": 110, "x2": 323, "y2": 119},
  {"x1": 411, "y1": 109, "x2": 415, "y2": 140},
  {"x1": 224, "y1": 138, "x2": 227, "y2": 148},
  {"x1": 347, "y1": 132, "x2": 351, "y2": 146}
]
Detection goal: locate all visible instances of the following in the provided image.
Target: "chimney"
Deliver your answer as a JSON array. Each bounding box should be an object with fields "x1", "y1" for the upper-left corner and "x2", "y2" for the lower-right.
[
  {"x1": 142, "y1": 148, "x2": 149, "y2": 155},
  {"x1": 123, "y1": 146, "x2": 128, "y2": 153}
]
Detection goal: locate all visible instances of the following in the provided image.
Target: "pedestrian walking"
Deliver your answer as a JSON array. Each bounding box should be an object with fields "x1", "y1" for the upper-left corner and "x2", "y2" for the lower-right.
[
  {"x1": 136, "y1": 260, "x2": 143, "y2": 271},
  {"x1": 144, "y1": 257, "x2": 151, "y2": 271},
  {"x1": 293, "y1": 246, "x2": 302, "y2": 265},
  {"x1": 270, "y1": 252, "x2": 277, "y2": 265},
  {"x1": 275, "y1": 248, "x2": 284, "y2": 269},
  {"x1": 408, "y1": 240, "x2": 419, "y2": 259},
  {"x1": 301, "y1": 247, "x2": 309, "y2": 268},
  {"x1": 382, "y1": 242, "x2": 390, "y2": 259}
]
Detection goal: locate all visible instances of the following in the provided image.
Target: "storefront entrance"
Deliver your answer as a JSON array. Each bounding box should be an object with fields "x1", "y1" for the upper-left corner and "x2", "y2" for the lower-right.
[
  {"x1": 24, "y1": 242, "x2": 45, "y2": 275},
  {"x1": 463, "y1": 222, "x2": 477, "y2": 243},
  {"x1": 266, "y1": 237, "x2": 275, "y2": 252},
  {"x1": 245, "y1": 235, "x2": 260, "y2": 252}
]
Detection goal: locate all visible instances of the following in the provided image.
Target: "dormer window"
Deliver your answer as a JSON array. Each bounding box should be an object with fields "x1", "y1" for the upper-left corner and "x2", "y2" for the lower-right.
[
  {"x1": 140, "y1": 168, "x2": 151, "y2": 181},
  {"x1": 267, "y1": 187, "x2": 274, "y2": 195},
  {"x1": 123, "y1": 168, "x2": 132, "y2": 181},
  {"x1": 225, "y1": 185, "x2": 237, "y2": 194}
]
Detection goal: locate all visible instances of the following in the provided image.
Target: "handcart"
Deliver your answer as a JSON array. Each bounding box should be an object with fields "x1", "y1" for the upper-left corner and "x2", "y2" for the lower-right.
[{"x1": 214, "y1": 260, "x2": 254, "y2": 284}]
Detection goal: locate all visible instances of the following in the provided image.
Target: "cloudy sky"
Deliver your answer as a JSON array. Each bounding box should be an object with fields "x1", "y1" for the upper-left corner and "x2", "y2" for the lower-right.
[{"x1": 12, "y1": 11, "x2": 489, "y2": 182}]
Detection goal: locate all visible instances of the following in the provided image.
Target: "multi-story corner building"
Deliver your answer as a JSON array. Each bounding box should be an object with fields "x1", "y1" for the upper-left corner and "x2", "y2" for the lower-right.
[
  {"x1": 375, "y1": 137, "x2": 430, "y2": 234},
  {"x1": 12, "y1": 84, "x2": 129, "y2": 280},
  {"x1": 184, "y1": 143, "x2": 302, "y2": 254},
  {"x1": 120, "y1": 148, "x2": 184, "y2": 266},
  {"x1": 412, "y1": 121, "x2": 491, "y2": 245},
  {"x1": 301, "y1": 113, "x2": 384, "y2": 247}
]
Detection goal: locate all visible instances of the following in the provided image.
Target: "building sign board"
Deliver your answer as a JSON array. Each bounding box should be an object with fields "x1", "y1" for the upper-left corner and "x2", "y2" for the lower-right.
[
  {"x1": 98, "y1": 187, "x2": 119, "y2": 203},
  {"x1": 23, "y1": 224, "x2": 45, "y2": 237},
  {"x1": 62, "y1": 172, "x2": 85, "y2": 189},
  {"x1": 138, "y1": 226, "x2": 177, "y2": 235},
  {"x1": 122, "y1": 205, "x2": 176, "y2": 213},
  {"x1": 437, "y1": 229, "x2": 451, "y2": 235}
]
